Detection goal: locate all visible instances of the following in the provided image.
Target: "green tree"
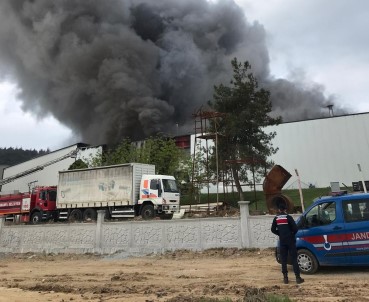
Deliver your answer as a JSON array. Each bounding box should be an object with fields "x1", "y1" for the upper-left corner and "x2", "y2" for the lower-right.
[
  {"x1": 68, "y1": 159, "x2": 88, "y2": 170},
  {"x1": 103, "y1": 139, "x2": 139, "y2": 165},
  {"x1": 207, "y1": 58, "x2": 281, "y2": 200},
  {"x1": 95, "y1": 137, "x2": 190, "y2": 184}
]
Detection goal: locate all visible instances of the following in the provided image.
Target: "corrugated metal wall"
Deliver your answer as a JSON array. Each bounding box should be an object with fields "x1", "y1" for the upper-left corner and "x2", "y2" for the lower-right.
[
  {"x1": 266, "y1": 113, "x2": 369, "y2": 189},
  {"x1": 191, "y1": 112, "x2": 369, "y2": 190}
]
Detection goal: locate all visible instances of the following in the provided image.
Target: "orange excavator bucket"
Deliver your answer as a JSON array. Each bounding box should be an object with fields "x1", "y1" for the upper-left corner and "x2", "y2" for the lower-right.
[{"x1": 263, "y1": 165, "x2": 295, "y2": 214}]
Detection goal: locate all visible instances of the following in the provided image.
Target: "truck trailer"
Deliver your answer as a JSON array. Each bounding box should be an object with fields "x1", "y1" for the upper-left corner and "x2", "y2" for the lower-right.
[{"x1": 0, "y1": 163, "x2": 180, "y2": 224}]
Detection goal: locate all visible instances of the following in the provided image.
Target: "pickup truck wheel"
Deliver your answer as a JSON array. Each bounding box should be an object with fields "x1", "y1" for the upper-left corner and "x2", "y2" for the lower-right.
[
  {"x1": 297, "y1": 249, "x2": 319, "y2": 274},
  {"x1": 141, "y1": 204, "x2": 155, "y2": 220},
  {"x1": 83, "y1": 208, "x2": 97, "y2": 222},
  {"x1": 69, "y1": 209, "x2": 83, "y2": 223},
  {"x1": 30, "y1": 212, "x2": 42, "y2": 225}
]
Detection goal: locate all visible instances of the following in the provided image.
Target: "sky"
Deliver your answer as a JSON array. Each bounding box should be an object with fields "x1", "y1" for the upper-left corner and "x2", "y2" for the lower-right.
[{"x1": 0, "y1": 0, "x2": 368, "y2": 151}]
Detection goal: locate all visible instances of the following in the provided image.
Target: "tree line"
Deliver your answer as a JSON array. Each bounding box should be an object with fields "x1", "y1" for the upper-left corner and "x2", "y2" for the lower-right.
[{"x1": 0, "y1": 147, "x2": 50, "y2": 166}]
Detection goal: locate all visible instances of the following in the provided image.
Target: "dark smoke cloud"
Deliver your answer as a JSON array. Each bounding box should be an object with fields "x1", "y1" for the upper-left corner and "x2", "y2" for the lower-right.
[{"x1": 0, "y1": 0, "x2": 347, "y2": 145}]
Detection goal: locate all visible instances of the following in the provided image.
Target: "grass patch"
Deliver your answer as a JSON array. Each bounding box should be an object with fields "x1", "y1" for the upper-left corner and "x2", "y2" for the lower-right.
[
  {"x1": 181, "y1": 186, "x2": 349, "y2": 213},
  {"x1": 265, "y1": 294, "x2": 293, "y2": 302}
]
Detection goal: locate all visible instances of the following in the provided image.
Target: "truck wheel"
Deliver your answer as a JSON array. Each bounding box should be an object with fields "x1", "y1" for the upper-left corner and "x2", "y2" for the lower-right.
[
  {"x1": 30, "y1": 212, "x2": 42, "y2": 225},
  {"x1": 69, "y1": 209, "x2": 83, "y2": 223},
  {"x1": 83, "y1": 208, "x2": 97, "y2": 222},
  {"x1": 141, "y1": 204, "x2": 155, "y2": 220},
  {"x1": 297, "y1": 249, "x2": 319, "y2": 274}
]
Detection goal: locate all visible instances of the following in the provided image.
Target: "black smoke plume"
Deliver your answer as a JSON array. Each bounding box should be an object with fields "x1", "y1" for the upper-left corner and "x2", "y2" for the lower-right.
[{"x1": 0, "y1": 0, "x2": 347, "y2": 145}]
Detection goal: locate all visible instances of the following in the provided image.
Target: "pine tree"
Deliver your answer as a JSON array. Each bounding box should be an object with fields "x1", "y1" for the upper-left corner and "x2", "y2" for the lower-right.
[{"x1": 208, "y1": 58, "x2": 281, "y2": 200}]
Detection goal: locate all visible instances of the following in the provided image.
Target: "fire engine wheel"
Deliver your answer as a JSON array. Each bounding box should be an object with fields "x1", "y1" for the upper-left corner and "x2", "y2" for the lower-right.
[
  {"x1": 69, "y1": 209, "x2": 83, "y2": 223},
  {"x1": 297, "y1": 249, "x2": 319, "y2": 274},
  {"x1": 141, "y1": 204, "x2": 155, "y2": 220},
  {"x1": 83, "y1": 208, "x2": 97, "y2": 222},
  {"x1": 30, "y1": 212, "x2": 42, "y2": 225}
]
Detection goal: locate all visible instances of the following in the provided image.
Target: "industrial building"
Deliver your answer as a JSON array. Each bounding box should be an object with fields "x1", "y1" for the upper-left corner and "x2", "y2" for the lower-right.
[
  {"x1": 190, "y1": 111, "x2": 369, "y2": 192},
  {"x1": 265, "y1": 112, "x2": 369, "y2": 190},
  {"x1": 1, "y1": 143, "x2": 103, "y2": 193},
  {"x1": 1, "y1": 112, "x2": 369, "y2": 194}
]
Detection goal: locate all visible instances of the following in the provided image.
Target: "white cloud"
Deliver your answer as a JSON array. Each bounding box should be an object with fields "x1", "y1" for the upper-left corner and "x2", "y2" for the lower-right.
[
  {"x1": 0, "y1": 82, "x2": 73, "y2": 150},
  {"x1": 236, "y1": 0, "x2": 369, "y2": 112}
]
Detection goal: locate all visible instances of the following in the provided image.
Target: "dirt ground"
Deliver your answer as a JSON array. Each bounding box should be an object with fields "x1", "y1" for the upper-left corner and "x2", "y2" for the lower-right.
[{"x1": 0, "y1": 248, "x2": 368, "y2": 302}]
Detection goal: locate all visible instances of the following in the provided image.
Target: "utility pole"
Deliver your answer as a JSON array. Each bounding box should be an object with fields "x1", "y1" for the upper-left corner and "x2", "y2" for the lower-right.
[{"x1": 295, "y1": 169, "x2": 305, "y2": 212}]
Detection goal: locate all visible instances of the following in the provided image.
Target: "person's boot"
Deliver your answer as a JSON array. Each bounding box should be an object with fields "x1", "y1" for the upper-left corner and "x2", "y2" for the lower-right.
[
  {"x1": 296, "y1": 276, "x2": 304, "y2": 284},
  {"x1": 283, "y1": 273, "x2": 288, "y2": 284}
]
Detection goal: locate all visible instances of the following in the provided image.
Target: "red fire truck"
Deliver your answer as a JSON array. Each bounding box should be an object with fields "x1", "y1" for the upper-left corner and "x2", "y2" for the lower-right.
[
  {"x1": 0, "y1": 163, "x2": 180, "y2": 224},
  {"x1": 0, "y1": 149, "x2": 77, "y2": 223},
  {"x1": 0, "y1": 186, "x2": 57, "y2": 223}
]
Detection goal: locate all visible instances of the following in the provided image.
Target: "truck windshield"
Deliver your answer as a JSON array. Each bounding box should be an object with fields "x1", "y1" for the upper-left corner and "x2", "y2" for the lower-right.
[{"x1": 162, "y1": 179, "x2": 179, "y2": 193}]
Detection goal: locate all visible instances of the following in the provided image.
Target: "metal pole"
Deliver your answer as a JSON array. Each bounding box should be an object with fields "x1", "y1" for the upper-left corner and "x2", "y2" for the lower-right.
[
  {"x1": 357, "y1": 164, "x2": 367, "y2": 193},
  {"x1": 215, "y1": 123, "x2": 219, "y2": 208},
  {"x1": 295, "y1": 169, "x2": 305, "y2": 212}
]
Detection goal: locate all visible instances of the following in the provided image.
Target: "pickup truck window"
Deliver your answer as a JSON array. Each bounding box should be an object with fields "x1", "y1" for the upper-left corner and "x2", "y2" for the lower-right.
[
  {"x1": 305, "y1": 202, "x2": 336, "y2": 227},
  {"x1": 343, "y1": 199, "x2": 369, "y2": 222}
]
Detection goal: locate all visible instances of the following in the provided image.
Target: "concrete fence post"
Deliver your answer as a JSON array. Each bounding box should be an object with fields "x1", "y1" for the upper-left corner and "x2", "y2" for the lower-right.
[
  {"x1": 0, "y1": 216, "x2": 4, "y2": 236},
  {"x1": 238, "y1": 201, "x2": 251, "y2": 248},
  {"x1": 95, "y1": 210, "x2": 105, "y2": 253}
]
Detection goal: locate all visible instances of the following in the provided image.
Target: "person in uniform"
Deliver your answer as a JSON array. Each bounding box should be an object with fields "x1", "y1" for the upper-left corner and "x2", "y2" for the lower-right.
[{"x1": 271, "y1": 203, "x2": 304, "y2": 284}]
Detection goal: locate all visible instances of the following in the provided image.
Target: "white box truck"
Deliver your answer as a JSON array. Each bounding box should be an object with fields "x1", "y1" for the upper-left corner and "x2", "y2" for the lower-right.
[{"x1": 56, "y1": 163, "x2": 180, "y2": 221}]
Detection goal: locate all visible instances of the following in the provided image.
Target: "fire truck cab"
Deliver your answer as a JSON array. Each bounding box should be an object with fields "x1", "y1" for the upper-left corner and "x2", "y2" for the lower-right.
[{"x1": 0, "y1": 186, "x2": 57, "y2": 224}]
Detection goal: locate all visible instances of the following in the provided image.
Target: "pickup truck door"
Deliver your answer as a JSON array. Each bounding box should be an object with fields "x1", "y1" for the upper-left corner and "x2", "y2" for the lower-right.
[
  {"x1": 299, "y1": 201, "x2": 349, "y2": 266},
  {"x1": 341, "y1": 198, "x2": 369, "y2": 265}
]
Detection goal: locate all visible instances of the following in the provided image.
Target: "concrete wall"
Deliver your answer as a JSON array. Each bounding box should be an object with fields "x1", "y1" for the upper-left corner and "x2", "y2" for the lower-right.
[{"x1": 0, "y1": 202, "x2": 300, "y2": 256}]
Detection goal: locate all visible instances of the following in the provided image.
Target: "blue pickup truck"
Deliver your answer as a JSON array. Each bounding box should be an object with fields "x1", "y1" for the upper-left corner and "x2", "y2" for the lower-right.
[{"x1": 276, "y1": 192, "x2": 369, "y2": 274}]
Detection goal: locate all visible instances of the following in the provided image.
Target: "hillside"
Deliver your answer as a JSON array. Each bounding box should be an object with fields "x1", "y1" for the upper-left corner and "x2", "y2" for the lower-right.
[{"x1": 0, "y1": 147, "x2": 49, "y2": 166}]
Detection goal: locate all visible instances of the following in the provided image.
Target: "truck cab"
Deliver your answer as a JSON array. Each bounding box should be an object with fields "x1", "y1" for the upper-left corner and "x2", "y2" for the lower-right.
[
  {"x1": 278, "y1": 192, "x2": 369, "y2": 274},
  {"x1": 27, "y1": 186, "x2": 58, "y2": 224},
  {"x1": 0, "y1": 186, "x2": 57, "y2": 224},
  {"x1": 139, "y1": 175, "x2": 180, "y2": 219}
]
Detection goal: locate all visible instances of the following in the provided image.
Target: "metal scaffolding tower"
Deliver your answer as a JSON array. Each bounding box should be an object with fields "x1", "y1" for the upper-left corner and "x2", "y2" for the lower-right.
[{"x1": 191, "y1": 108, "x2": 225, "y2": 210}]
